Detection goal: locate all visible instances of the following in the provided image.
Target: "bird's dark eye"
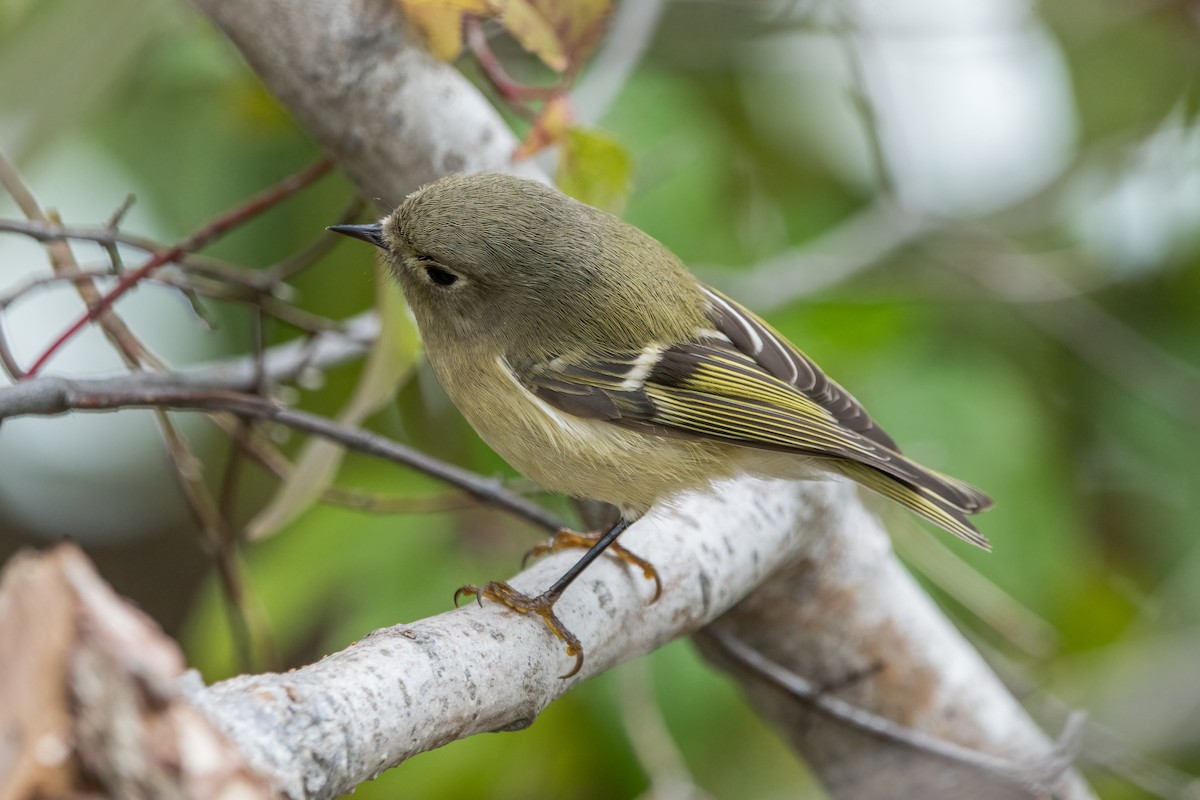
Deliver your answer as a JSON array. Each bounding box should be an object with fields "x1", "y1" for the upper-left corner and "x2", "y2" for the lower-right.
[{"x1": 424, "y1": 264, "x2": 458, "y2": 286}]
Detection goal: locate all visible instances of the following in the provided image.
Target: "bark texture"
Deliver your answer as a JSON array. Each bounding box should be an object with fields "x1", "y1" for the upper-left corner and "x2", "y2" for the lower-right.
[{"x1": 194, "y1": 0, "x2": 542, "y2": 209}]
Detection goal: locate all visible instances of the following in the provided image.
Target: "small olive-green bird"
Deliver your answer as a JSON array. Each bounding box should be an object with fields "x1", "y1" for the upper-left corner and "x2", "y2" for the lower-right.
[{"x1": 331, "y1": 172, "x2": 992, "y2": 676}]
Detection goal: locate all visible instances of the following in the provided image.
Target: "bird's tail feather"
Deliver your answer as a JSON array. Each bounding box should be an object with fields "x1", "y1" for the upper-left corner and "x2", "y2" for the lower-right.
[{"x1": 831, "y1": 459, "x2": 992, "y2": 550}]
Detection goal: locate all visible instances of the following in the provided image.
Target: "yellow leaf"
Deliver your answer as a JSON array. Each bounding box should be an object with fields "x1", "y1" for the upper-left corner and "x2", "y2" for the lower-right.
[
  {"x1": 525, "y1": 0, "x2": 609, "y2": 60},
  {"x1": 489, "y1": 0, "x2": 568, "y2": 72},
  {"x1": 398, "y1": 3, "x2": 470, "y2": 61},
  {"x1": 557, "y1": 127, "x2": 632, "y2": 213},
  {"x1": 247, "y1": 263, "x2": 421, "y2": 540},
  {"x1": 514, "y1": 94, "x2": 573, "y2": 159},
  {"x1": 398, "y1": 0, "x2": 488, "y2": 11},
  {"x1": 408, "y1": 8, "x2": 465, "y2": 61}
]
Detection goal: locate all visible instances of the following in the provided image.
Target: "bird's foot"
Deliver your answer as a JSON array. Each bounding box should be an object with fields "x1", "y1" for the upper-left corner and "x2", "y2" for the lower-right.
[
  {"x1": 523, "y1": 528, "x2": 663, "y2": 601},
  {"x1": 454, "y1": 581, "x2": 585, "y2": 679}
]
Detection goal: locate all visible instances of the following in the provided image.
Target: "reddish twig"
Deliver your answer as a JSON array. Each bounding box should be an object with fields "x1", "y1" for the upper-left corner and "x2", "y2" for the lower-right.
[
  {"x1": 0, "y1": 267, "x2": 342, "y2": 336},
  {"x1": 22, "y1": 158, "x2": 333, "y2": 377},
  {"x1": 465, "y1": 17, "x2": 559, "y2": 114},
  {"x1": 0, "y1": 218, "x2": 279, "y2": 290},
  {"x1": 0, "y1": 151, "x2": 162, "y2": 372},
  {"x1": 260, "y1": 196, "x2": 365, "y2": 286},
  {"x1": 1, "y1": 155, "x2": 273, "y2": 663}
]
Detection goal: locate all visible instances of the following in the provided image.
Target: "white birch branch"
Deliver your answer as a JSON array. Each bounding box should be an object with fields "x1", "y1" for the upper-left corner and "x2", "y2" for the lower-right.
[
  {"x1": 182, "y1": 478, "x2": 823, "y2": 799},
  {"x1": 191, "y1": 0, "x2": 543, "y2": 207},
  {"x1": 181, "y1": 481, "x2": 1091, "y2": 800},
  {"x1": 695, "y1": 512, "x2": 1092, "y2": 799}
]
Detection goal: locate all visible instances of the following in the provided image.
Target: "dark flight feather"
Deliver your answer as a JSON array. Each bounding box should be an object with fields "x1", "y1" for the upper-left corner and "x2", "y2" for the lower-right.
[{"x1": 515, "y1": 284, "x2": 993, "y2": 547}]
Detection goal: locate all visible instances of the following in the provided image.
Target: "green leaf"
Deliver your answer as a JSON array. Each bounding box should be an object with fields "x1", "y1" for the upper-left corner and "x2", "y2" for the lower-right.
[
  {"x1": 556, "y1": 127, "x2": 632, "y2": 213},
  {"x1": 247, "y1": 264, "x2": 421, "y2": 540}
]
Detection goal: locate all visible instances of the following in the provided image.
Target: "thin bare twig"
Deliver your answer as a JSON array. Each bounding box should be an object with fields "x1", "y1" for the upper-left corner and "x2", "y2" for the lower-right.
[
  {"x1": 973, "y1": 632, "x2": 1200, "y2": 799},
  {"x1": 616, "y1": 661, "x2": 712, "y2": 800},
  {"x1": 0, "y1": 376, "x2": 564, "y2": 533},
  {"x1": 103, "y1": 193, "x2": 137, "y2": 229},
  {"x1": 0, "y1": 156, "x2": 269, "y2": 665},
  {"x1": 466, "y1": 17, "x2": 561, "y2": 108},
  {"x1": 214, "y1": 304, "x2": 276, "y2": 671},
  {"x1": 261, "y1": 196, "x2": 366, "y2": 285},
  {"x1": 952, "y1": 236, "x2": 1200, "y2": 430},
  {"x1": 836, "y1": 4, "x2": 898, "y2": 200},
  {"x1": 0, "y1": 218, "x2": 280, "y2": 289},
  {"x1": 217, "y1": 414, "x2": 523, "y2": 516},
  {"x1": 319, "y1": 486, "x2": 510, "y2": 514},
  {"x1": 705, "y1": 626, "x2": 1086, "y2": 794},
  {"x1": 707, "y1": 198, "x2": 924, "y2": 310},
  {"x1": 571, "y1": 0, "x2": 667, "y2": 126},
  {"x1": 159, "y1": 408, "x2": 262, "y2": 670},
  {"x1": 0, "y1": 266, "x2": 343, "y2": 336},
  {"x1": 0, "y1": 151, "x2": 165, "y2": 373},
  {"x1": 0, "y1": 148, "x2": 46, "y2": 220},
  {"x1": 892, "y1": 519, "x2": 1059, "y2": 659},
  {"x1": 22, "y1": 158, "x2": 333, "y2": 377},
  {"x1": 0, "y1": 320, "x2": 24, "y2": 380}
]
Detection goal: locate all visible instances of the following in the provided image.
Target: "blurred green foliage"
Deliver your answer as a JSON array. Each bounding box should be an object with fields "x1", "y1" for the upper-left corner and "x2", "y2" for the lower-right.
[{"x1": 3, "y1": 0, "x2": 1200, "y2": 797}]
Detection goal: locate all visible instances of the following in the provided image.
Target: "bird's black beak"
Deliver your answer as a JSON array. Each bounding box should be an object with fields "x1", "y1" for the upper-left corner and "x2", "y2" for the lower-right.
[{"x1": 328, "y1": 223, "x2": 386, "y2": 249}]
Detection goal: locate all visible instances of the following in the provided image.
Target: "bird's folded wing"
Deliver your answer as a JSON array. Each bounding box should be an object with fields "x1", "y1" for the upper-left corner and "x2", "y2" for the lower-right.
[
  {"x1": 700, "y1": 286, "x2": 991, "y2": 514},
  {"x1": 699, "y1": 286, "x2": 900, "y2": 451},
  {"x1": 518, "y1": 336, "x2": 990, "y2": 548},
  {"x1": 521, "y1": 338, "x2": 890, "y2": 465},
  {"x1": 513, "y1": 285, "x2": 991, "y2": 520}
]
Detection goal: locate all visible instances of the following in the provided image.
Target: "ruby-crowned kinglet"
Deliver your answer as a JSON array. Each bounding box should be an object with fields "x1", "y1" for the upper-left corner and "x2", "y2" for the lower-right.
[{"x1": 331, "y1": 172, "x2": 991, "y2": 676}]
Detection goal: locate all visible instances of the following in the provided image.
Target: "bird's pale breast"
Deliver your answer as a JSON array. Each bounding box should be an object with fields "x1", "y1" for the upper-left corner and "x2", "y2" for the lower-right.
[{"x1": 429, "y1": 343, "x2": 740, "y2": 518}]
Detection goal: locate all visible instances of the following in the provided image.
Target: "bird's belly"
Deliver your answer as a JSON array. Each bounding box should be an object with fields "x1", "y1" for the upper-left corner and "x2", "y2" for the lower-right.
[
  {"x1": 435, "y1": 354, "x2": 736, "y2": 516},
  {"x1": 494, "y1": 416, "x2": 732, "y2": 517}
]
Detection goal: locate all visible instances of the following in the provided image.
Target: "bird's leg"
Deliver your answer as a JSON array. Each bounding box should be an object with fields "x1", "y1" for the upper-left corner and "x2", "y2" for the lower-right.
[
  {"x1": 523, "y1": 528, "x2": 662, "y2": 601},
  {"x1": 456, "y1": 516, "x2": 650, "y2": 679}
]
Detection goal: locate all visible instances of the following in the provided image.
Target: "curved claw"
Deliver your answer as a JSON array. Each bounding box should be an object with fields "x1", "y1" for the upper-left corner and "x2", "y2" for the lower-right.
[
  {"x1": 559, "y1": 644, "x2": 584, "y2": 680},
  {"x1": 599, "y1": 539, "x2": 662, "y2": 602},
  {"x1": 453, "y1": 584, "x2": 484, "y2": 608},
  {"x1": 458, "y1": 579, "x2": 587, "y2": 679},
  {"x1": 522, "y1": 529, "x2": 662, "y2": 602},
  {"x1": 520, "y1": 526, "x2": 579, "y2": 568},
  {"x1": 521, "y1": 540, "x2": 552, "y2": 569},
  {"x1": 468, "y1": 524, "x2": 662, "y2": 679},
  {"x1": 644, "y1": 567, "x2": 663, "y2": 603}
]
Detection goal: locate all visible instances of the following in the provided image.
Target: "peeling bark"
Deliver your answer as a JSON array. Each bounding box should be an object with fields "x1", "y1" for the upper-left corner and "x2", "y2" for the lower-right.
[{"x1": 0, "y1": 546, "x2": 272, "y2": 800}]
